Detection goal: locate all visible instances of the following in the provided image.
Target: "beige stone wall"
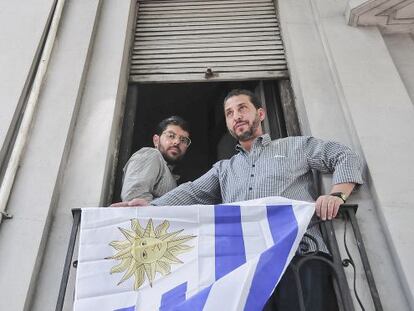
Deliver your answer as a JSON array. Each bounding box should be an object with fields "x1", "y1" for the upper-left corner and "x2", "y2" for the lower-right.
[
  {"x1": 1, "y1": 0, "x2": 414, "y2": 310},
  {"x1": 279, "y1": 0, "x2": 414, "y2": 309},
  {"x1": 0, "y1": 1, "x2": 134, "y2": 310}
]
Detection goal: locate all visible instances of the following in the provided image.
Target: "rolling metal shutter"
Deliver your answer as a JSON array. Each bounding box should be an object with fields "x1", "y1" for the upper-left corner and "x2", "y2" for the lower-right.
[{"x1": 130, "y1": 0, "x2": 288, "y2": 82}]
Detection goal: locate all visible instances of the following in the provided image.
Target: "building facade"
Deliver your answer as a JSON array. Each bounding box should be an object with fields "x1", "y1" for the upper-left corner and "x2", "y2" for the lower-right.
[{"x1": 0, "y1": 0, "x2": 413, "y2": 310}]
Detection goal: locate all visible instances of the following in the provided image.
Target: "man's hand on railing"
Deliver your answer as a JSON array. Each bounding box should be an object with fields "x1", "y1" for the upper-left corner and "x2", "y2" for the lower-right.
[
  {"x1": 315, "y1": 194, "x2": 343, "y2": 221},
  {"x1": 110, "y1": 198, "x2": 149, "y2": 207}
]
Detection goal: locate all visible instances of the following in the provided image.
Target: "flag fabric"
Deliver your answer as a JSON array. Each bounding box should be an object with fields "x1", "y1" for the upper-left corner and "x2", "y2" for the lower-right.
[{"x1": 74, "y1": 196, "x2": 314, "y2": 311}]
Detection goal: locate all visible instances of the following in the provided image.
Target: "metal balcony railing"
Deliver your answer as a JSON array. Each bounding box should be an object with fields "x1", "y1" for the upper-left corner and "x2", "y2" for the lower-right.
[
  {"x1": 56, "y1": 204, "x2": 383, "y2": 311},
  {"x1": 282, "y1": 205, "x2": 384, "y2": 311}
]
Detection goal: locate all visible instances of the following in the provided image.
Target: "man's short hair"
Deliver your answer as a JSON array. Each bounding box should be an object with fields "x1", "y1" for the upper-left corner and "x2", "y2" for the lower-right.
[
  {"x1": 223, "y1": 89, "x2": 262, "y2": 109},
  {"x1": 156, "y1": 116, "x2": 190, "y2": 136}
]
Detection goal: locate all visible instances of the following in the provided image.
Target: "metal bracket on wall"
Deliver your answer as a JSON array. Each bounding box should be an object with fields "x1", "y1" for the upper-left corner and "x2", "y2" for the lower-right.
[{"x1": 0, "y1": 211, "x2": 13, "y2": 219}]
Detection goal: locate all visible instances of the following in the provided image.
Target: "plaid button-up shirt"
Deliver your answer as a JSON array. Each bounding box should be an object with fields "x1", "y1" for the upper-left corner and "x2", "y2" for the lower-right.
[{"x1": 152, "y1": 134, "x2": 363, "y2": 252}]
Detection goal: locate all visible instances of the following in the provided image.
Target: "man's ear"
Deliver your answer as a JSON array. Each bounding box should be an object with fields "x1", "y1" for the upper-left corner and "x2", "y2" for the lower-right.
[
  {"x1": 153, "y1": 134, "x2": 160, "y2": 148},
  {"x1": 258, "y1": 107, "x2": 266, "y2": 121}
]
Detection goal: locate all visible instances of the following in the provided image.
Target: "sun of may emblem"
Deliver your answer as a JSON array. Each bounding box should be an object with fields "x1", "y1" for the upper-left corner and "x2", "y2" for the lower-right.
[{"x1": 107, "y1": 218, "x2": 196, "y2": 290}]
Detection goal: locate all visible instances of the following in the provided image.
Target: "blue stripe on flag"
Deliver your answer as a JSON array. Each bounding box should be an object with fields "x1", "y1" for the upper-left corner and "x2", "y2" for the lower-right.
[
  {"x1": 114, "y1": 306, "x2": 135, "y2": 311},
  {"x1": 214, "y1": 205, "x2": 246, "y2": 280},
  {"x1": 160, "y1": 282, "x2": 187, "y2": 311},
  {"x1": 171, "y1": 284, "x2": 212, "y2": 311},
  {"x1": 244, "y1": 204, "x2": 298, "y2": 311}
]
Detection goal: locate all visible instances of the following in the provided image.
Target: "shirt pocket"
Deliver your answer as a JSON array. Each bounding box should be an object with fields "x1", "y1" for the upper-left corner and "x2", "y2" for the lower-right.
[
  {"x1": 262, "y1": 155, "x2": 307, "y2": 185},
  {"x1": 273, "y1": 155, "x2": 309, "y2": 181}
]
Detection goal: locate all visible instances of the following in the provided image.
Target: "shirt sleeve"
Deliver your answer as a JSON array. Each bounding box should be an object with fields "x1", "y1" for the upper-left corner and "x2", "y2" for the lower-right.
[
  {"x1": 121, "y1": 150, "x2": 163, "y2": 201},
  {"x1": 304, "y1": 137, "x2": 364, "y2": 185},
  {"x1": 151, "y1": 164, "x2": 222, "y2": 206}
]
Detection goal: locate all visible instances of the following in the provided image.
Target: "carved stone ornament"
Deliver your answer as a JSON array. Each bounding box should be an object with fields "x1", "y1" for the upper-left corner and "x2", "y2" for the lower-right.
[{"x1": 348, "y1": 0, "x2": 414, "y2": 33}]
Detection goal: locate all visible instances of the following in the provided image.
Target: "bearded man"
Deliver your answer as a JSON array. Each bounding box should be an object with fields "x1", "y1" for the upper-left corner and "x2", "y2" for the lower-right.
[
  {"x1": 149, "y1": 90, "x2": 362, "y2": 218},
  {"x1": 117, "y1": 116, "x2": 191, "y2": 203},
  {"x1": 124, "y1": 89, "x2": 363, "y2": 310}
]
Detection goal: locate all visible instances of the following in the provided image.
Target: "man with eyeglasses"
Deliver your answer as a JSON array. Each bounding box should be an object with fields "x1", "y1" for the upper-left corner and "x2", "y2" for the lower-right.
[{"x1": 112, "y1": 116, "x2": 191, "y2": 205}]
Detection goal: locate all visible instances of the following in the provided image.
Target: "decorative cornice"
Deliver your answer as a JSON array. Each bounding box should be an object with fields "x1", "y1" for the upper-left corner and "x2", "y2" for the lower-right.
[{"x1": 348, "y1": 0, "x2": 414, "y2": 33}]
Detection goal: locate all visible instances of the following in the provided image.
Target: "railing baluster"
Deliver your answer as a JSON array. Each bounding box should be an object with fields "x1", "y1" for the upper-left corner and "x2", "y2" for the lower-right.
[
  {"x1": 56, "y1": 208, "x2": 81, "y2": 311},
  {"x1": 322, "y1": 219, "x2": 355, "y2": 311},
  {"x1": 344, "y1": 207, "x2": 383, "y2": 311}
]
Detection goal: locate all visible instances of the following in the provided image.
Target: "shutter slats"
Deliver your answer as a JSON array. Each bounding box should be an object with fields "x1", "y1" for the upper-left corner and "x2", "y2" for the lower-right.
[
  {"x1": 139, "y1": 0, "x2": 270, "y2": 10},
  {"x1": 133, "y1": 45, "x2": 283, "y2": 55},
  {"x1": 138, "y1": 10, "x2": 274, "y2": 19},
  {"x1": 132, "y1": 60, "x2": 286, "y2": 69},
  {"x1": 136, "y1": 23, "x2": 278, "y2": 32},
  {"x1": 136, "y1": 29, "x2": 280, "y2": 36},
  {"x1": 130, "y1": 0, "x2": 287, "y2": 82},
  {"x1": 130, "y1": 65, "x2": 287, "y2": 75},
  {"x1": 140, "y1": 0, "x2": 270, "y2": 5},
  {"x1": 131, "y1": 71, "x2": 287, "y2": 83},
  {"x1": 135, "y1": 40, "x2": 283, "y2": 50},
  {"x1": 132, "y1": 54, "x2": 284, "y2": 64},
  {"x1": 137, "y1": 14, "x2": 277, "y2": 23},
  {"x1": 132, "y1": 49, "x2": 285, "y2": 60},
  {"x1": 137, "y1": 18, "x2": 277, "y2": 27},
  {"x1": 136, "y1": 37, "x2": 280, "y2": 45},
  {"x1": 135, "y1": 32, "x2": 280, "y2": 41},
  {"x1": 139, "y1": 3, "x2": 273, "y2": 12}
]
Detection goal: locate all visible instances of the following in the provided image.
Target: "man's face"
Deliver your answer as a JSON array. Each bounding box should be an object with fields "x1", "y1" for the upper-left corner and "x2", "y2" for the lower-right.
[
  {"x1": 153, "y1": 124, "x2": 190, "y2": 164},
  {"x1": 224, "y1": 94, "x2": 265, "y2": 142}
]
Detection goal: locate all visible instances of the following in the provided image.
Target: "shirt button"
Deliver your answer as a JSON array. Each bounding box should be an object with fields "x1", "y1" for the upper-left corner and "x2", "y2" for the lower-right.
[
  {"x1": 249, "y1": 187, "x2": 252, "y2": 190},
  {"x1": 252, "y1": 164, "x2": 255, "y2": 167},
  {"x1": 250, "y1": 174, "x2": 254, "y2": 177}
]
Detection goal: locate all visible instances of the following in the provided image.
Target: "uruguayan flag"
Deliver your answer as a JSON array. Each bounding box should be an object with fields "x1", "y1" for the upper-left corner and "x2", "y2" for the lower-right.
[{"x1": 74, "y1": 196, "x2": 314, "y2": 311}]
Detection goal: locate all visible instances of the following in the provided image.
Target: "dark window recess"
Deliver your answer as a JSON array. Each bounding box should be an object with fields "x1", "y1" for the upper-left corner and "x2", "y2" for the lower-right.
[{"x1": 112, "y1": 80, "x2": 289, "y2": 202}]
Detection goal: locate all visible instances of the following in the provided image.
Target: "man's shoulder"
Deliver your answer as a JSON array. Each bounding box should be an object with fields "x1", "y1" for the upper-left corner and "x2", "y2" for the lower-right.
[
  {"x1": 266, "y1": 136, "x2": 318, "y2": 156},
  {"x1": 128, "y1": 147, "x2": 163, "y2": 163},
  {"x1": 270, "y1": 136, "x2": 354, "y2": 156},
  {"x1": 212, "y1": 153, "x2": 241, "y2": 170},
  {"x1": 132, "y1": 147, "x2": 160, "y2": 157}
]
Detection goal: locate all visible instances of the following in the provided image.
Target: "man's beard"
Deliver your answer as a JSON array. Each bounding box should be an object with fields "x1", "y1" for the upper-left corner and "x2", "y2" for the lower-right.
[
  {"x1": 230, "y1": 114, "x2": 261, "y2": 142},
  {"x1": 162, "y1": 154, "x2": 182, "y2": 165},
  {"x1": 159, "y1": 146, "x2": 183, "y2": 164}
]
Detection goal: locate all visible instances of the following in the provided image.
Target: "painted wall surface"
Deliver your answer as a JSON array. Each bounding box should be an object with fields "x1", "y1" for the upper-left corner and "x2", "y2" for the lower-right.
[
  {"x1": 279, "y1": 0, "x2": 414, "y2": 309},
  {"x1": 1, "y1": 0, "x2": 413, "y2": 310},
  {"x1": 0, "y1": 0, "x2": 133, "y2": 310},
  {"x1": 0, "y1": 0, "x2": 103, "y2": 309},
  {"x1": 383, "y1": 33, "x2": 414, "y2": 106},
  {"x1": 32, "y1": 0, "x2": 134, "y2": 308},
  {"x1": 0, "y1": 0, "x2": 55, "y2": 169}
]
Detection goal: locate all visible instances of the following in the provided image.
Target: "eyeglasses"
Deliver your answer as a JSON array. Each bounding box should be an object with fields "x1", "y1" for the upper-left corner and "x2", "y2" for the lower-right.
[{"x1": 162, "y1": 131, "x2": 191, "y2": 147}]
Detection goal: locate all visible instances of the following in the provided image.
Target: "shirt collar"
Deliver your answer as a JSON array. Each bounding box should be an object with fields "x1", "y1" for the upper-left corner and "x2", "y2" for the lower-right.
[
  {"x1": 167, "y1": 163, "x2": 181, "y2": 181},
  {"x1": 235, "y1": 134, "x2": 272, "y2": 152}
]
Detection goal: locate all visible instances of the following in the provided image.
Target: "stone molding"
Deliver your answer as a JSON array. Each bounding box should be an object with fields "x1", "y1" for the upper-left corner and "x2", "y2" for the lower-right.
[{"x1": 348, "y1": 0, "x2": 414, "y2": 33}]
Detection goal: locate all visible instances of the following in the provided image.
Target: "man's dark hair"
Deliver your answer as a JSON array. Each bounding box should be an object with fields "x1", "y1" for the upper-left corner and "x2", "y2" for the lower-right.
[
  {"x1": 156, "y1": 116, "x2": 190, "y2": 136},
  {"x1": 223, "y1": 89, "x2": 262, "y2": 109}
]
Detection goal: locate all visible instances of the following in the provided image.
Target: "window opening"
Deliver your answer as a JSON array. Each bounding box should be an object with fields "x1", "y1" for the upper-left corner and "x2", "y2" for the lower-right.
[{"x1": 112, "y1": 79, "x2": 288, "y2": 202}]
